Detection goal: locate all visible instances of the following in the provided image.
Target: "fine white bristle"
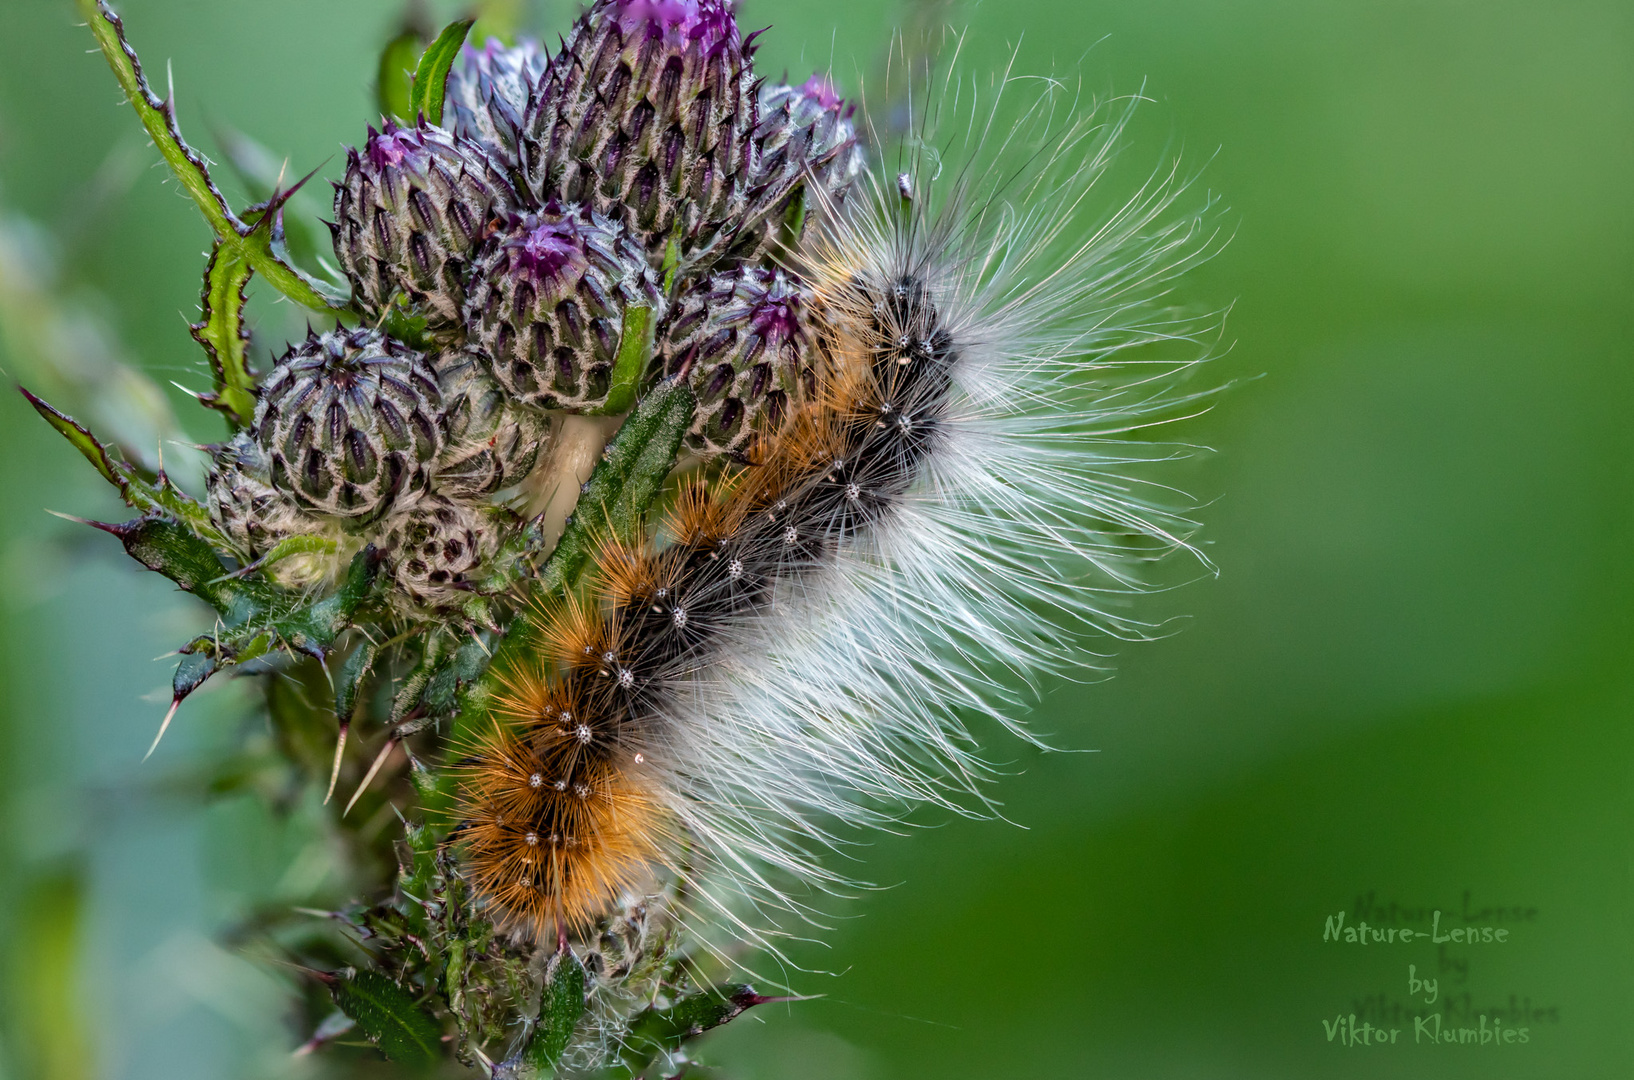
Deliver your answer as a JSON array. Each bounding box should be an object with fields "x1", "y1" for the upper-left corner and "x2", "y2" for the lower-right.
[
  {"x1": 461, "y1": 54, "x2": 1224, "y2": 966},
  {"x1": 641, "y1": 62, "x2": 1225, "y2": 952}
]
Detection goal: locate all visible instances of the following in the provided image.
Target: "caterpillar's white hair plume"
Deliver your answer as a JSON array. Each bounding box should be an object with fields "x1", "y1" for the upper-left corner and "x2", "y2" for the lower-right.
[{"x1": 457, "y1": 52, "x2": 1224, "y2": 965}]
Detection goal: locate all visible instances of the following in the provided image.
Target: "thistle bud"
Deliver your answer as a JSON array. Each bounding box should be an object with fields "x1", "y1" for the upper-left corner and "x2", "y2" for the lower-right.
[
  {"x1": 725, "y1": 75, "x2": 863, "y2": 263},
  {"x1": 522, "y1": 0, "x2": 758, "y2": 265},
  {"x1": 445, "y1": 38, "x2": 549, "y2": 169},
  {"x1": 433, "y1": 347, "x2": 554, "y2": 499},
  {"x1": 378, "y1": 492, "x2": 498, "y2": 611},
  {"x1": 332, "y1": 120, "x2": 518, "y2": 325},
  {"x1": 654, "y1": 267, "x2": 811, "y2": 457},
  {"x1": 205, "y1": 433, "x2": 309, "y2": 558},
  {"x1": 256, "y1": 328, "x2": 442, "y2": 523},
  {"x1": 464, "y1": 208, "x2": 663, "y2": 411}
]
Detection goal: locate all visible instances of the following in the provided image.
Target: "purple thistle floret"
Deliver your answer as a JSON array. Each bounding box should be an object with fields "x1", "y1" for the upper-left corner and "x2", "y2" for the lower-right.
[
  {"x1": 615, "y1": 0, "x2": 739, "y2": 51},
  {"x1": 505, "y1": 215, "x2": 590, "y2": 283},
  {"x1": 747, "y1": 287, "x2": 802, "y2": 344},
  {"x1": 798, "y1": 72, "x2": 846, "y2": 113}
]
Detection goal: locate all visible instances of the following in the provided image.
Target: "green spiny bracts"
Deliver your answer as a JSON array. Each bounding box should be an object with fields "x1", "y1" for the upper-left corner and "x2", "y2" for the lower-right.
[
  {"x1": 204, "y1": 432, "x2": 310, "y2": 559},
  {"x1": 257, "y1": 327, "x2": 443, "y2": 524},
  {"x1": 444, "y1": 37, "x2": 549, "y2": 170},
  {"x1": 331, "y1": 119, "x2": 518, "y2": 326},
  {"x1": 463, "y1": 207, "x2": 663, "y2": 411},
  {"x1": 721, "y1": 75, "x2": 865, "y2": 265},
  {"x1": 377, "y1": 491, "x2": 500, "y2": 612},
  {"x1": 520, "y1": 0, "x2": 758, "y2": 268},
  {"x1": 432, "y1": 346, "x2": 554, "y2": 500},
  {"x1": 654, "y1": 266, "x2": 812, "y2": 457}
]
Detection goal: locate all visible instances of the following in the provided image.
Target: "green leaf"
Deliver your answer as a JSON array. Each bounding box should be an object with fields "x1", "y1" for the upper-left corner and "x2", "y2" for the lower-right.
[
  {"x1": 77, "y1": 0, "x2": 346, "y2": 313},
  {"x1": 422, "y1": 634, "x2": 494, "y2": 717},
  {"x1": 23, "y1": 389, "x2": 231, "y2": 546},
  {"x1": 377, "y1": 26, "x2": 424, "y2": 122},
  {"x1": 189, "y1": 242, "x2": 256, "y2": 427},
  {"x1": 409, "y1": 19, "x2": 475, "y2": 126},
  {"x1": 329, "y1": 969, "x2": 442, "y2": 1067},
  {"x1": 588, "y1": 305, "x2": 654, "y2": 416},
  {"x1": 520, "y1": 948, "x2": 587, "y2": 1074},
  {"x1": 212, "y1": 123, "x2": 335, "y2": 271},
  {"x1": 534, "y1": 377, "x2": 697, "y2": 601},
  {"x1": 24, "y1": 387, "x2": 119, "y2": 486},
  {"x1": 612, "y1": 985, "x2": 769, "y2": 1077},
  {"x1": 335, "y1": 638, "x2": 379, "y2": 722},
  {"x1": 106, "y1": 516, "x2": 264, "y2": 614},
  {"x1": 172, "y1": 649, "x2": 217, "y2": 702}
]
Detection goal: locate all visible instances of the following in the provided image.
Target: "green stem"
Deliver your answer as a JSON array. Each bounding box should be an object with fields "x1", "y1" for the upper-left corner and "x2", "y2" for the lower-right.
[{"x1": 78, "y1": 0, "x2": 346, "y2": 312}]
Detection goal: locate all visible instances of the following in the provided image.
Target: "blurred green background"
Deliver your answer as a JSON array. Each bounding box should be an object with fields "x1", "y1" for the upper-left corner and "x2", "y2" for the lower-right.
[{"x1": 0, "y1": 0, "x2": 1629, "y2": 1077}]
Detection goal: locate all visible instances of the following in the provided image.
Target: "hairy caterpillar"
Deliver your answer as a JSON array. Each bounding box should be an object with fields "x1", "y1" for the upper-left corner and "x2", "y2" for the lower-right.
[{"x1": 456, "y1": 71, "x2": 1220, "y2": 948}]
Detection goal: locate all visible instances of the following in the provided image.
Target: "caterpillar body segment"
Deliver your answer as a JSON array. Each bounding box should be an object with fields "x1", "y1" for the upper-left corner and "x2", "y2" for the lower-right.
[{"x1": 455, "y1": 77, "x2": 1220, "y2": 944}]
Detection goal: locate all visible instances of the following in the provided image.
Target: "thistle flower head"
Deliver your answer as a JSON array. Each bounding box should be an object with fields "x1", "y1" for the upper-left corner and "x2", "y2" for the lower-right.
[
  {"x1": 714, "y1": 75, "x2": 863, "y2": 266},
  {"x1": 444, "y1": 37, "x2": 550, "y2": 166},
  {"x1": 255, "y1": 327, "x2": 442, "y2": 523},
  {"x1": 332, "y1": 120, "x2": 518, "y2": 324},
  {"x1": 432, "y1": 347, "x2": 554, "y2": 500},
  {"x1": 463, "y1": 206, "x2": 663, "y2": 411},
  {"x1": 377, "y1": 492, "x2": 499, "y2": 612},
  {"x1": 521, "y1": 0, "x2": 757, "y2": 266},
  {"x1": 204, "y1": 432, "x2": 308, "y2": 559},
  {"x1": 655, "y1": 266, "x2": 813, "y2": 457}
]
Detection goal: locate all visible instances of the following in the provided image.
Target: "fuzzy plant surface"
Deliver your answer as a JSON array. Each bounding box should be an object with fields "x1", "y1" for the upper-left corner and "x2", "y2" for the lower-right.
[{"x1": 30, "y1": 1, "x2": 1220, "y2": 1076}]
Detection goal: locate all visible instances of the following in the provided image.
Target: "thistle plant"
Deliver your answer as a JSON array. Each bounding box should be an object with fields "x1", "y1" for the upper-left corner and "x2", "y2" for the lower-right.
[{"x1": 28, "y1": 1, "x2": 1219, "y2": 1075}]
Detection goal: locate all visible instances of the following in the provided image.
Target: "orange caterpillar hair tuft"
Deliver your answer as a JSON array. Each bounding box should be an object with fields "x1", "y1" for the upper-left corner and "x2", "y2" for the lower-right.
[{"x1": 455, "y1": 638, "x2": 669, "y2": 938}]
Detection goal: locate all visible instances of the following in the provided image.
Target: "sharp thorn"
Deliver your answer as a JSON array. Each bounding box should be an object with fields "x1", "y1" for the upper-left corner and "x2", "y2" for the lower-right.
[
  {"x1": 324, "y1": 718, "x2": 349, "y2": 804},
  {"x1": 68, "y1": 515, "x2": 135, "y2": 538},
  {"x1": 343, "y1": 736, "x2": 399, "y2": 817},
  {"x1": 143, "y1": 698, "x2": 182, "y2": 762}
]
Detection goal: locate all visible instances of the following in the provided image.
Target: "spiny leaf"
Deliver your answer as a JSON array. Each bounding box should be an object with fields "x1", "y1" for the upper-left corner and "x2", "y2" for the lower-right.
[
  {"x1": 520, "y1": 949, "x2": 586, "y2": 1073},
  {"x1": 24, "y1": 387, "x2": 119, "y2": 486},
  {"x1": 211, "y1": 123, "x2": 334, "y2": 270},
  {"x1": 22, "y1": 389, "x2": 230, "y2": 546},
  {"x1": 190, "y1": 242, "x2": 255, "y2": 427},
  {"x1": 378, "y1": 26, "x2": 424, "y2": 122},
  {"x1": 336, "y1": 638, "x2": 379, "y2": 722},
  {"x1": 107, "y1": 515, "x2": 255, "y2": 615},
  {"x1": 409, "y1": 18, "x2": 475, "y2": 126},
  {"x1": 612, "y1": 984, "x2": 771, "y2": 1077},
  {"x1": 329, "y1": 969, "x2": 442, "y2": 1067},
  {"x1": 172, "y1": 650, "x2": 217, "y2": 704},
  {"x1": 77, "y1": 0, "x2": 346, "y2": 312},
  {"x1": 421, "y1": 634, "x2": 493, "y2": 718},
  {"x1": 77, "y1": 0, "x2": 234, "y2": 238}
]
